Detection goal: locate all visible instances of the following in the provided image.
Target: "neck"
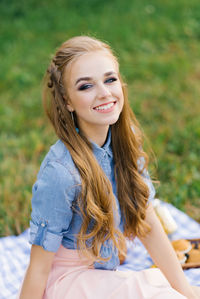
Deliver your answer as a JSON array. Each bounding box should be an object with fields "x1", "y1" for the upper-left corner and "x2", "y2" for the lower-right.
[{"x1": 80, "y1": 124, "x2": 109, "y2": 147}]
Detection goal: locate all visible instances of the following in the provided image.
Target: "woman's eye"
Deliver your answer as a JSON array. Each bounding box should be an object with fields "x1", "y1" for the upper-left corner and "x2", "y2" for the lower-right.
[
  {"x1": 78, "y1": 84, "x2": 92, "y2": 91},
  {"x1": 105, "y1": 77, "x2": 117, "y2": 84}
]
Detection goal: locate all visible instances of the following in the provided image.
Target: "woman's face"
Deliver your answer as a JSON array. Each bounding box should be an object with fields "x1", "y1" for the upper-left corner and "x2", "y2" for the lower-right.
[{"x1": 64, "y1": 51, "x2": 124, "y2": 136}]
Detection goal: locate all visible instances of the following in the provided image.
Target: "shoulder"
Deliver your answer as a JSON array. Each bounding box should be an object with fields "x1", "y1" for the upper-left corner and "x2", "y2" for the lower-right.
[
  {"x1": 32, "y1": 140, "x2": 81, "y2": 202},
  {"x1": 38, "y1": 139, "x2": 79, "y2": 181},
  {"x1": 31, "y1": 142, "x2": 79, "y2": 218},
  {"x1": 39, "y1": 139, "x2": 72, "y2": 170}
]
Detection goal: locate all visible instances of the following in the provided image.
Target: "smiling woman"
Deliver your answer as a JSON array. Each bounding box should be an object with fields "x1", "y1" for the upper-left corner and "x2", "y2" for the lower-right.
[
  {"x1": 64, "y1": 51, "x2": 124, "y2": 145},
  {"x1": 18, "y1": 36, "x2": 200, "y2": 299}
]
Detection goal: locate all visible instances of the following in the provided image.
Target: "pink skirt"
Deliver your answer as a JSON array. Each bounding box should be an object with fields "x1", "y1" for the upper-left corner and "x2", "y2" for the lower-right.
[{"x1": 44, "y1": 245, "x2": 186, "y2": 299}]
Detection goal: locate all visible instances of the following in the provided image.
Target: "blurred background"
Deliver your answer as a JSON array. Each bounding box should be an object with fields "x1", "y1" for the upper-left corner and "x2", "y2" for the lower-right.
[{"x1": 0, "y1": 0, "x2": 200, "y2": 237}]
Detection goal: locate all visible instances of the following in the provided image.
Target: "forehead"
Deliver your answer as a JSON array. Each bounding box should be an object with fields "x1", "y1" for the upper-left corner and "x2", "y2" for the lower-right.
[{"x1": 65, "y1": 51, "x2": 119, "y2": 83}]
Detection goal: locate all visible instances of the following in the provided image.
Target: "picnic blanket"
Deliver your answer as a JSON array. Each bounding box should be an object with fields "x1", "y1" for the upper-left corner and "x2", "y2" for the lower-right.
[{"x1": 0, "y1": 201, "x2": 200, "y2": 299}]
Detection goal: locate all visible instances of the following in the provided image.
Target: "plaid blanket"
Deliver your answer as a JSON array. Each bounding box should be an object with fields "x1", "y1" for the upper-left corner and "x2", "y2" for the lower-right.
[{"x1": 0, "y1": 201, "x2": 199, "y2": 299}]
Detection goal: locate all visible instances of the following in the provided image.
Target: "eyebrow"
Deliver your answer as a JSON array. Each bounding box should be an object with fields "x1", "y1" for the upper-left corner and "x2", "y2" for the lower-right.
[{"x1": 75, "y1": 71, "x2": 117, "y2": 86}]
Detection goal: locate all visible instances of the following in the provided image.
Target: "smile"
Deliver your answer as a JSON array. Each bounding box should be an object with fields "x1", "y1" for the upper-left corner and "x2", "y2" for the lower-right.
[{"x1": 94, "y1": 102, "x2": 115, "y2": 111}]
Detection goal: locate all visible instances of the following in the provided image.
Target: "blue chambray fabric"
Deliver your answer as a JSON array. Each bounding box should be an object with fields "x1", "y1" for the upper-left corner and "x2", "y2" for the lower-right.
[{"x1": 29, "y1": 128, "x2": 155, "y2": 270}]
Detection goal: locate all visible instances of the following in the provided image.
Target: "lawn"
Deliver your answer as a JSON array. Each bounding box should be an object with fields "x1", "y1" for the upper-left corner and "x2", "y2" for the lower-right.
[{"x1": 0, "y1": 0, "x2": 200, "y2": 236}]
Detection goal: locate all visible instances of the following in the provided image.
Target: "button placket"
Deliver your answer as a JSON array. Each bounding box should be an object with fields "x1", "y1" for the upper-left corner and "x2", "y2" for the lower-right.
[{"x1": 101, "y1": 152, "x2": 110, "y2": 175}]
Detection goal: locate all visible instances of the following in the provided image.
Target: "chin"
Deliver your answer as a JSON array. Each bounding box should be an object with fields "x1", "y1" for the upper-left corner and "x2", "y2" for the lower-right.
[{"x1": 108, "y1": 115, "x2": 121, "y2": 125}]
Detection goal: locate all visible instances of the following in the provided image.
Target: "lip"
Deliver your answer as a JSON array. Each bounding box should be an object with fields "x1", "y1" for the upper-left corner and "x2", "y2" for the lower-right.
[
  {"x1": 93, "y1": 101, "x2": 115, "y2": 109},
  {"x1": 93, "y1": 101, "x2": 116, "y2": 113}
]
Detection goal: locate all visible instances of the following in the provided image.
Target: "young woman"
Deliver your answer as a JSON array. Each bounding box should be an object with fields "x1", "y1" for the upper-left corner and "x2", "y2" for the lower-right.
[{"x1": 19, "y1": 36, "x2": 200, "y2": 299}]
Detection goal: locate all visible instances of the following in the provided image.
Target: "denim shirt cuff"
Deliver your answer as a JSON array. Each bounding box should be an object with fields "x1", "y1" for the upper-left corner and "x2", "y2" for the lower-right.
[{"x1": 29, "y1": 221, "x2": 62, "y2": 252}]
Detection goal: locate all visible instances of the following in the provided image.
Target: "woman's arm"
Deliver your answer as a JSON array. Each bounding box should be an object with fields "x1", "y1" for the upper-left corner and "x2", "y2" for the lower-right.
[
  {"x1": 19, "y1": 245, "x2": 55, "y2": 299},
  {"x1": 139, "y1": 202, "x2": 198, "y2": 299}
]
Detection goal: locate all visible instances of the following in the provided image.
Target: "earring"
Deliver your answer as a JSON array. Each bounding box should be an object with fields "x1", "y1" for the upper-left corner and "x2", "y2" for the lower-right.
[
  {"x1": 70, "y1": 111, "x2": 79, "y2": 133},
  {"x1": 70, "y1": 111, "x2": 75, "y2": 125}
]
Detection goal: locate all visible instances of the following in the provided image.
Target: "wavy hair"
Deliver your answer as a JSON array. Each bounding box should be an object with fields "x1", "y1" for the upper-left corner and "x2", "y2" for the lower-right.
[{"x1": 43, "y1": 35, "x2": 151, "y2": 262}]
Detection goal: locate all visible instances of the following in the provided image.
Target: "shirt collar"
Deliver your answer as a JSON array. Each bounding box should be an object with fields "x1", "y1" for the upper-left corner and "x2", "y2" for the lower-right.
[{"x1": 91, "y1": 127, "x2": 113, "y2": 160}]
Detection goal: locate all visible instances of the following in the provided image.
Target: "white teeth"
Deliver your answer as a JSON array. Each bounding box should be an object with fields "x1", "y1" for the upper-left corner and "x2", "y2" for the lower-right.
[{"x1": 95, "y1": 102, "x2": 114, "y2": 110}]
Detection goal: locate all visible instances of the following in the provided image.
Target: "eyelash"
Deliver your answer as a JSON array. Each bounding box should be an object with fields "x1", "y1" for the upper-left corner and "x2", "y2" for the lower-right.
[{"x1": 78, "y1": 77, "x2": 117, "y2": 91}]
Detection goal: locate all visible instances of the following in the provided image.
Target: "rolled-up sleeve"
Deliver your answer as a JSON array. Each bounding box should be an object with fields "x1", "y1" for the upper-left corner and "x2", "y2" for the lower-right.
[{"x1": 29, "y1": 161, "x2": 75, "y2": 252}]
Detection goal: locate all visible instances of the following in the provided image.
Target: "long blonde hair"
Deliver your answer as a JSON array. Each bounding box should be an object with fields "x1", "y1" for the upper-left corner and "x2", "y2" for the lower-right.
[{"x1": 43, "y1": 36, "x2": 150, "y2": 262}]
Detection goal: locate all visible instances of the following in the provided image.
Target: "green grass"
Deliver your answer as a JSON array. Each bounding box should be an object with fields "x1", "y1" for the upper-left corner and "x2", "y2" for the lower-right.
[{"x1": 1, "y1": 0, "x2": 200, "y2": 236}]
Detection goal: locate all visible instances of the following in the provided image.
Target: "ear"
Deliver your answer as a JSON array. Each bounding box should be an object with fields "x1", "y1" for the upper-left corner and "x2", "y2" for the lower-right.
[
  {"x1": 66, "y1": 103, "x2": 74, "y2": 112},
  {"x1": 62, "y1": 94, "x2": 74, "y2": 112}
]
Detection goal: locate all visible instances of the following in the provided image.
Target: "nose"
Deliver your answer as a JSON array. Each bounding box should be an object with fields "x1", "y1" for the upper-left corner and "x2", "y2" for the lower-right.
[{"x1": 96, "y1": 83, "x2": 111, "y2": 99}]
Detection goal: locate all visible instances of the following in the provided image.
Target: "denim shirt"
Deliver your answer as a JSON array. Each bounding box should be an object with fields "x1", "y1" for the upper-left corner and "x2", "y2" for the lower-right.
[{"x1": 29, "y1": 129, "x2": 155, "y2": 270}]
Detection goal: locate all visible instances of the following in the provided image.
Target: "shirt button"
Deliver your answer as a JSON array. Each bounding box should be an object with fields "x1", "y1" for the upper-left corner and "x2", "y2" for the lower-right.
[{"x1": 41, "y1": 223, "x2": 45, "y2": 227}]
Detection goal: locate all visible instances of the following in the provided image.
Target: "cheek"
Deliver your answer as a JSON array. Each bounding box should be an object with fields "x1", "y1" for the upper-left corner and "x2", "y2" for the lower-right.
[
  {"x1": 74, "y1": 94, "x2": 93, "y2": 110},
  {"x1": 117, "y1": 87, "x2": 124, "y2": 109},
  {"x1": 115, "y1": 85, "x2": 124, "y2": 101}
]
